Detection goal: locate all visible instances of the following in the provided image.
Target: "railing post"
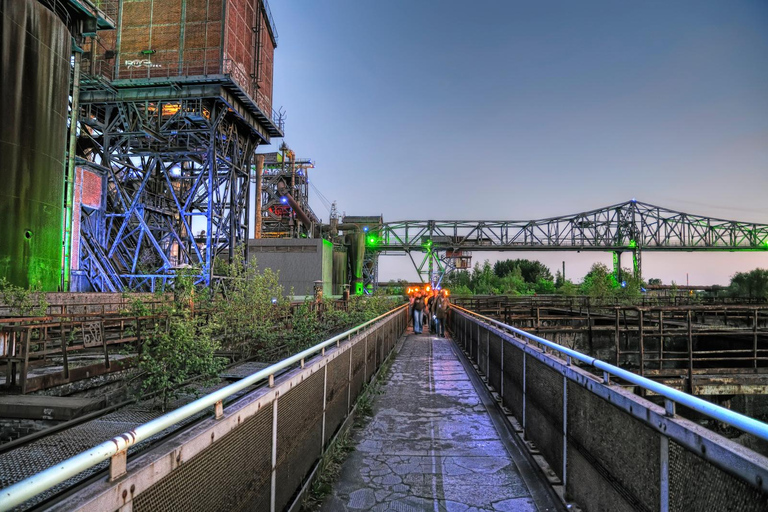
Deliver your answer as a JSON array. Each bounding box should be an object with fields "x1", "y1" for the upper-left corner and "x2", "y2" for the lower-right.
[
  {"x1": 347, "y1": 342, "x2": 353, "y2": 412},
  {"x1": 659, "y1": 310, "x2": 664, "y2": 371},
  {"x1": 500, "y1": 337, "x2": 505, "y2": 398},
  {"x1": 754, "y1": 309, "x2": 759, "y2": 372},
  {"x1": 486, "y1": 328, "x2": 490, "y2": 378},
  {"x1": 270, "y1": 394, "x2": 279, "y2": 512},
  {"x1": 614, "y1": 308, "x2": 620, "y2": 366},
  {"x1": 109, "y1": 451, "x2": 127, "y2": 482},
  {"x1": 660, "y1": 434, "x2": 669, "y2": 512},
  {"x1": 522, "y1": 352, "x2": 527, "y2": 435},
  {"x1": 639, "y1": 310, "x2": 645, "y2": 378},
  {"x1": 687, "y1": 310, "x2": 694, "y2": 394},
  {"x1": 214, "y1": 400, "x2": 223, "y2": 419},
  {"x1": 322, "y1": 363, "x2": 328, "y2": 448},
  {"x1": 562, "y1": 373, "x2": 568, "y2": 492}
]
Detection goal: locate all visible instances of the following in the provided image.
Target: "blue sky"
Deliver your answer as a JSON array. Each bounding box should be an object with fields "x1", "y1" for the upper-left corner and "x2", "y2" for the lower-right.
[{"x1": 265, "y1": 1, "x2": 768, "y2": 285}]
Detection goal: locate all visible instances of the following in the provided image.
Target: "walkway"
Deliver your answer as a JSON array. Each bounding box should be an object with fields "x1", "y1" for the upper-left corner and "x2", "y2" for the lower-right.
[{"x1": 322, "y1": 330, "x2": 561, "y2": 511}]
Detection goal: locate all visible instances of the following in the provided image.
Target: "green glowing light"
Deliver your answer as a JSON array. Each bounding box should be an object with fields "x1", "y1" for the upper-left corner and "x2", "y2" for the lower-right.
[{"x1": 628, "y1": 240, "x2": 637, "y2": 248}]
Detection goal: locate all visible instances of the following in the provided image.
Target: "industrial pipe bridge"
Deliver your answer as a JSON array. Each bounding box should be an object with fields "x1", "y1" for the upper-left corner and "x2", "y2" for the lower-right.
[{"x1": 363, "y1": 199, "x2": 768, "y2": 286}]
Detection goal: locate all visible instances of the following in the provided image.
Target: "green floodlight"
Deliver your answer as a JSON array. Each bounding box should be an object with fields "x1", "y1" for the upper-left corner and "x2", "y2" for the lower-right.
[{"x1": 628, "y1": 240, "x2": 637, "y2": 249}]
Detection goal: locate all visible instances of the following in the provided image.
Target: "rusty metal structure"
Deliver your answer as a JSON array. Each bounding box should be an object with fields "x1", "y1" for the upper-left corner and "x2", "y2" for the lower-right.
[
  {"x1": 70, "y1": 0, "x2": 284, "y2": 292},
  {"x1": 368, "y1": 200, "x2": 768, "y2": 285},
  {"x1": 255, "y1": 146, "x2": 319, "y2": 239},
  {"x1": 454, "y1": 295, "x2": 768, "y2": 395}
]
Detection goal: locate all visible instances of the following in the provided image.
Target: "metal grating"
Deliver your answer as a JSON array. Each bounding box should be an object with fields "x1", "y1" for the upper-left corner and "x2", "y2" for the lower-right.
[
  {"x1": 478, "y1": 326, "x2": 489, "y2": 376},
  {"x1": 324, "y1": 351, "x2": 350, "y2": 446},
  {"x1": 669, "y1": 440, "x2": 768, "y2": 512},
  {"x1": 488, "y1": 332, "x2": 502, "y2": 392},
  {"x1": 275, "y1": 369, "x2": 323, "y2": 511},
  {"x1": 525, "y1": 357, "x2": 564, "y2": 479},
  {"x1": 349, "y1": 339, "x2": 366, "y2": 405},
  {"x1": 502, "y1": 341, "x2": 523, "y2": 419},
  {"x1": 133, "y1": 403, "x2": 273, "y2": 512},
  {"x1": 365, "y1": 333, "x2": 376, "y2": 383},
  {"x1": 0, "y1": 400, "x2": 210, "y2": 510}
]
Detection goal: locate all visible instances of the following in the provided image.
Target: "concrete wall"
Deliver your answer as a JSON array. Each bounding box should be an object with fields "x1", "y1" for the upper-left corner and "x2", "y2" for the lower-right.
[{"x1": 248, "y1": 238, "x2": 332, "y2": 296}]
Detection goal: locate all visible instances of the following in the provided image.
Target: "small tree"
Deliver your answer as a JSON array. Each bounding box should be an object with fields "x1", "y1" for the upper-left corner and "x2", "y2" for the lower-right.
[
  {"x1": 138, "y1": 311, "x2": 224, "y2": 411},
  {"x1": 580, "y1": 263, "x2": 616, "y2": 301},
  {"x1": 212, "y1": 254, "x2": 291, "y2": 357}
]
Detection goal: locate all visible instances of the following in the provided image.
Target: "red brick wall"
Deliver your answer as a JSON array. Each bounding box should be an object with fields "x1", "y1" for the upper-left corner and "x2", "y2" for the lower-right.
[{"x1": 72, "y1": 168, "x2": 103, "y2": 270}]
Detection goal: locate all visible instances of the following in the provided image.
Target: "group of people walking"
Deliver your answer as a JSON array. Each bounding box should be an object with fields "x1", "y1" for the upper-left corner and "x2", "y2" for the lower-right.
[{"x1": 409, "y1": 287, "x2": 450, "y2": 337}]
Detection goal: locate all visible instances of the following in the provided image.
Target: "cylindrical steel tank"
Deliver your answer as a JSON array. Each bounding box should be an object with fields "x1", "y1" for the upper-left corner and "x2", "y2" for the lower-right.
[
  {"x1": 0, "y1": 0, "x2": 71, "y2": 290},
  {"x1": 332, "y1": 250, "x2": 348, "y2": 296}
]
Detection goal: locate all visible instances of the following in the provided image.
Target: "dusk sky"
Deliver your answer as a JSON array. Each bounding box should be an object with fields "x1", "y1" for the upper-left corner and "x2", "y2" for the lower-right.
[{"x1": 266, "y1": 1, "x2": 768, "y2": 285}]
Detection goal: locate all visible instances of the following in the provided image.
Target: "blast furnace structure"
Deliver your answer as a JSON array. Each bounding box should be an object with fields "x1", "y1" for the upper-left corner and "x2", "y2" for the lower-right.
[{"x1": 72, "y1": 0, "x2": 283, "y2": 291}]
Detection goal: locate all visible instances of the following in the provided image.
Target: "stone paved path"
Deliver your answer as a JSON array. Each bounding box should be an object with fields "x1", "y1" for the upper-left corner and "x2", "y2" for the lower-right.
[{"x1": 321, "y1": 331, "x2": 561, "y2": 512}]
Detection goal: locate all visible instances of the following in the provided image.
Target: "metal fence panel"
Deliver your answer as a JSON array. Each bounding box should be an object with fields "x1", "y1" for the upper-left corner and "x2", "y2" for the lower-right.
[{"x1": 133, "y1": 403, "x2": 273, "y2": 512}]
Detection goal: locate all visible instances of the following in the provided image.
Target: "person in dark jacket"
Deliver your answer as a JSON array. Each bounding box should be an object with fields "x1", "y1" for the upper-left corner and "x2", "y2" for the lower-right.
[
  {"x1": 433, "y1": 292, "x2": 449, "y2": 337},
  {"x1": 412, "y1": 292, "x2": 425, "y2": 334}
]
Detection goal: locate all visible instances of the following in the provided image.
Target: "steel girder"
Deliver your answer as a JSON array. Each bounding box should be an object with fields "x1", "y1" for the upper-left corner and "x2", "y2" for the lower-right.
[
  {"x1": 76, "y1": 97, "x2": 257, "y2": 291},
  {"x1": 374, "y1": 200, "x2": 768, "y2": 252},
  {"x1": 369, "y1": 200, "x2": 768, "y2": 284}
]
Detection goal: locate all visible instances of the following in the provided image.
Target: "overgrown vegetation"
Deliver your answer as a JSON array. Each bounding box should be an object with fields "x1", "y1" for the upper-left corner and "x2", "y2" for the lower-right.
[
  {"x1": 129, "y1": 254, "x2": 399, "y2": 409},
  {"x1": 0, "y1": 278, "x2": 48, "y2": 316},
  {"x1": 137, "y1": 311, "x2": 224, "y2": 411}
]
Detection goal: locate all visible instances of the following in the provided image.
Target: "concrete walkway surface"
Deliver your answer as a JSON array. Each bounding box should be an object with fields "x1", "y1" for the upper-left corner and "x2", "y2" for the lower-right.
[{"x1": 321, "y1": 330, "x2": 561, "y2": 512}]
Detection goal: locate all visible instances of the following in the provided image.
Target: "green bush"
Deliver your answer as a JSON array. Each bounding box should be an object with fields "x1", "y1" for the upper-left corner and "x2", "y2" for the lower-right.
[{"x1": 138, "y1": 311, "x2": 224, "y2": 411}]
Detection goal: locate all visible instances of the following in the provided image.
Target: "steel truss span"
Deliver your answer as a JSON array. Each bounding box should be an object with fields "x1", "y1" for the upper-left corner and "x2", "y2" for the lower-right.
[
  {"x1": 376, "y1": 200, "x2": 768, "y2": 252},
  {"x1": 371, "y1": 200, "x2": 768, "y2": 284},
  {"x1": 77, "y1": 97, "x2": 258, "y2": 291}
]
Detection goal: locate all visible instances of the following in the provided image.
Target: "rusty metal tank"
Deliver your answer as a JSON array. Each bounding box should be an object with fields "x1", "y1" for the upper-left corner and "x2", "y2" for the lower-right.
[
  {"x1": 0, "y1": 0, "x2": 71, "y2": 290},
  {"x1": 332, "y1": 249, "x2": 348, "y2": 296}
]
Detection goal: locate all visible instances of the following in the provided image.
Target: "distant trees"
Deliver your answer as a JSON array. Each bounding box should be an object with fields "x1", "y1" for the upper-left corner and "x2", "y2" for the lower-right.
[
  {"x1": 443, "y1": 258, "x2": 647, "y2": 303},
  {"x1": 494, "y1": 259, "x2": 553, "y2": 283},
  {"x1": 444, "y1": 258, "x2": 556, "y2": 296},
  {"x1": 729, "y1": 269, "x2": 768, "y2": 299}
]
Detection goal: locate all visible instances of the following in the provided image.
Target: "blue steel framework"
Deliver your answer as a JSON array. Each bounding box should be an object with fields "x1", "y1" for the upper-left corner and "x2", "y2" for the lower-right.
[
  {"x1": 366, "y1": 200, "x2": 768, "y2": 287},
  {"x1": 73, "y1": 78, "x2": 283, "y2": 291}
]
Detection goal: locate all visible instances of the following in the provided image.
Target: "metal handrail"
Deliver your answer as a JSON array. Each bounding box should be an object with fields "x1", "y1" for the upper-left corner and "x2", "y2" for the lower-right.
[
  {"x1": 0, "y1": 303, "x2": 407, "y2": 511},
  {"x1": 451, "y1": 304, "x2": 768, "y2": 442}
]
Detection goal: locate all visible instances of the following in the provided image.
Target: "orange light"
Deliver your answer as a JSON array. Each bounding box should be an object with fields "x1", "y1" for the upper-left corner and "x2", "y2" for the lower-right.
[
  {"x1": 161, "y1": 103, "x2": 181, "y2": 116},
  {"x1": 443, "y1": 289, "x2": 450, "y2": 297},
  {"x1": 425, "y1": 286, "x2": 431, "y2": 292}
]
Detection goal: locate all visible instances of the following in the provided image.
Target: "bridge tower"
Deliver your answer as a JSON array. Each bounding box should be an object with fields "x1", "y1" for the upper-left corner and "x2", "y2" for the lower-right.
[{"x1": 71, "y1": 0, "x2": 283, "y2": 292}]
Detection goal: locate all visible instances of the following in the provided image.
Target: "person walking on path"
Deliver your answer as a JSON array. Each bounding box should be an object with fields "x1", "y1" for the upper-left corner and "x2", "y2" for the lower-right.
[
  {"x1": 424, "y1": 288, "x2": 438, "y2": 333},
  {"x1": 433, "y1": 291, "x2": 449, "y2": 337},
  {"x1": 412, "y1": 292, "x2": 425, "y2": 334}
]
